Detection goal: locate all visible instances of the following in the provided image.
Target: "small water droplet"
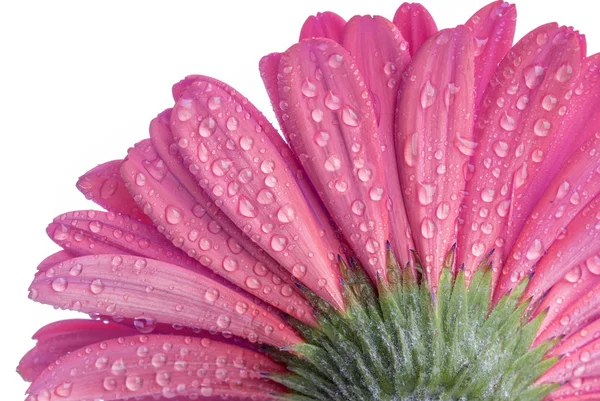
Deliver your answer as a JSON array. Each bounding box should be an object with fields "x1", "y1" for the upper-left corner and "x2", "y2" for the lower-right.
[
  {"x1": 199, "y1": 117, "x2": 217, "y2": 137},
  {"x1": 216, "y1": 315, "x2": 231, "y2": 328},
  {"x1": 51, "y1": 278, "x2": 68, "y2": 292},
  {"x1": 351, "y1": 200, "x2": 365, "y2": 216},
  {"x1": 256, "y1": 189, "x2": 275, "y2": 205},
  {"x1": 226, "y1": 116, "x2": 239, "y2": 131},
  {"x1": 324, "y1": 155, "x2": 342, "y2": 172},
  {"x1": 277, "y1": 204, "x2": 296, "y2": 223},
  {"x1": 222, "y1": 257, "x2": 239, "y2": 272},
  {"x1": 533, "y1": 119, "x2": 551, "y2": 137},
  {"x1": 325, "y1": 91, "x2": 341, "y2": 110},
  {"x1": 565, "y1": 265, "x2": 582, "y2": 283},
  {"x1": 238, "y1": 196, "x2": 258, "y2": 218},
  {"x1": 555, "y1": 63, "x2": 573, "y2": 82},
  {"x1": 301, "y1": 78, "x2": 317, "y2": 97},
  {"x1": 314, "y1": 131, "x2": 330, "y2": 147},
  {"x1": 586, "y1": 255, "x2": 600, "y2": 275},
  {"x1": 211, "y1": 159, "x2": 232, "y2": 176},
  {"x1": 341, "y1": 107, "x2": 359, "y2": 127},
  {"x1": 420, "y1": 218, "x2": 435, "y2": 239},
  {"x1": 90, "y1": 279, "x2": 104, "y2": 294},
  {"x1": 328, "y1": 53, "x2": 343, "y2": 68},
  {"x1": 523, "y1": 65, "x2": 545, "y2": 89},
  {"x1": 270, "y1": 235, "x2": 288, "y2": 251},
  {"x1": 260, "y1": 160, "x2": 275, "y2": 174},
  {"x1": 542, "y1": 94, "x2": 558, "y2": 111},
  {"x1": 165, "y1": 205, "x2": 183, "y2": 225},
  {"x1": 500, "y1": 113, "x2": 516, "y2": 131},
  {"x1": 125, "y1": 375, "x2": 143, "y2": 391},
  {"x1": 205, "y1": 288, "x2": 220, "y2": 303},
  {"x1": 525, "y1": 239, "x2": 543, "y2": 261}
]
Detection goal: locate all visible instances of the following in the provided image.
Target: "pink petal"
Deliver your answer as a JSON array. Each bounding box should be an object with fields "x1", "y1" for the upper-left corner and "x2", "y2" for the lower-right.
[
  {"x1": 26, "y1": 334, "x2": 285, "y2": 401},
  {"x1": 522, "y1": 194, "x2": 600, "y2": 304},
  {"x1": 341, "y1": 15, "x2": 414, "y2": 266},
  {"x1": 538, "y1": 336, "x2": 600, "y2": 387},
  {"x1": 299, "y1": 11, "x2": 346, "y2": 42},
  {"x1": 456, "y1": 24, "x2": 582, "y2": 283},
  {"x1": 29, "y1": 254, "x2": 303, "y2": 348},
  {"x1": 259, "y1": 53, "x2": 284, "y2": 135},
  {"x1": 396, "y1": 27, "x2": 474, "y2": 288},
  {"x1": 533, "y1": 273, "x2": 600, "y2": 348},
  {"x1": 149, "y1": 109, "x2": 293, "y2": 280},
  {"x1": 548, "y1": 318, "x2": 600, "y2": 357},
  {"x1": 497, "y1": 122, "x2": 600, "y2": 301},
  {"x1": 278, "y1": 38, "x2": 389, "y2": 282},
  {"x1": 76, "y1": 161, "x2": 152, "y2": 224},
  {"x1": 37, "y1": 251, "x2": 74, "y2": 271},
  {"x1": 533, "y1": 262, "x2": 600, "y2": 341},
  {"x1": 465, "y1": 1, "x2": 517, "y2": 107},
  {"x1": 170, "y1": 76, "x2": 344, "y2": 309},
  {"x1": 47, "y1": 210, "x2": 205, "y2": 273},
  {"x1": 392, "y1": 3, "x2": 438, "y2": 57},
  {"x1": 120, "y1": 139, "x2": 315, "y2": 324},
  {"x1": 18, "y1": 320, "x2": 136, "y2": 382}
]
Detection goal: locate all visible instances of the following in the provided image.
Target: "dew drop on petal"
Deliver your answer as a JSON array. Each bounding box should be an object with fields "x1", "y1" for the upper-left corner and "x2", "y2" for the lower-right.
[
  {"x1": 586, "y1": 255, "x2": 600, "y2": 275},
  {"x1": 199, "y1": 117, "x2": 217, "y2": 137},
  {"x1": 342, "y1": 106, "x2": 359, "y2": 127},
  {"x1": 420, "y1": 80, "x2": 436, "y2": 109},
  {"x1": 420, "y1": 218, "x2": 435, "y2": 239},
  {"x1": 500, "y1": 113, "x2": 516, "y2": 131},
  {"x1": 525, "y1": 239, "x2": 543, "y2": 261},
  {"x1": 270, "y1": 235, "x2": 288, "y2": 252},
  {"x1": 565, "y1": 266, "x2": 582, "y2": 283},
  {"x1": 165, "y1": 205, "x2": 183, "y2": 224},
  {"x1": 238, "y1": 197, "x2": 258, "y2": 218},
  {"x1": 277, "y1": 204, "x2": 296, "y2": 223}
]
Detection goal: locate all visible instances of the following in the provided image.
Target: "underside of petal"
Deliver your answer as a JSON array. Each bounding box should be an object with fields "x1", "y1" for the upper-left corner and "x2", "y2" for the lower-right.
[
  {"x1": 392, "y1": 3, "x2": 437, "y2": 57},
  {"x1": 26, "y1": 334, "x2": 286, "y2": 401},
  {"x1": 29, "y1": 254, "x2": 303, "y2": 348},
  {"x1": 299, "y1": 11, "x2": 346, "y2": 42}
]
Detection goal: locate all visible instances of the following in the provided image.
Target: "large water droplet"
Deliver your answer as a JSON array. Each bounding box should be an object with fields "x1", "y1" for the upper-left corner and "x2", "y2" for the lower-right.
[
  {"x1": 325, "y1": 91, "x2": 341, "y2": 110},
  {"x1": 525, "y1": 239, "x2": 543, "y2": 261},
  {"x1": 420, "y1": 218, "x2": 435, "y2": 239},
  {"x1": 256, "y1": 189, "x2": 276, "y2": 205},
  {"x1": 270, "y1": 235, "x2": 288, "y2": 252},
  {"x1": 586, "y1": 255, "x2": 600, "y2": 275},
  {"x1": 277, "y1": 205, "x2": 296, "y2": 223},
  {"x1": 125, "y1": 375, "x2": 143, "y2": 391},
  {"x1": 328, "y1": 53, "x2": 343, "y2": 68},
  {"x1": 351, "y1": 200, "x2": 365, "y2": 216},
  {"x1": 301, "y1": 78, "x2": 317, "y2": 97},
  {"x1": 211, "y1": 159, "x2": 232, "y2": 177},
  {"x1": 555, "y1": 63, "x2": 573, "y2": 82},
  {"x1": 238, "y1": 196, "x2": 258, "y2": 218},
  {"x1": 165, "y1": 205, "x2": 183, "y2": 225},
  {"x1": 205, "y1": 287, "x2": 220, "y2": 303},
  {"x1": 500, "y1": 113, "x2": 516, "y2": 131},
  {"x1": 541, "y1": 94, "x2": 558, "y2": 111},
  {"x1": 533, "y1": 119, "x2": 551, "y2": 137},
  {"x1": 217, "y1": 315, "x2": 232, "y2": 328},
  {"x1": 199, "y1": 117, "x2": 217, "y2": 137},
  {"x1": 342, "y1": 107, "x2": 359, "y2": 127},
  {"x1": 523, "y1": 65, "x2": 545, "y2": 89},
  {"x1": 90, "y1": 279, "x2": 104, "y2": 294},
  {"x1": 51, "y1": 278, "x2": 68, "y2": 292},
  {"x1": 222, "y1": 257, "x2": 239, "y2": 272},
  {"x1": 226, "y1": 116, "x2": 239, "y2": 131},
  {"x1": 420, "y1": 80, "x2": 436, "y2": 109},
  {"x1": 324, "y1": 155, "x2": 342, "y2": 172}
]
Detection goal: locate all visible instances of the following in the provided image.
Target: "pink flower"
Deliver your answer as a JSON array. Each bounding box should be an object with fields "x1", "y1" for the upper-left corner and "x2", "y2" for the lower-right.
[{"x1": 18, "y1": 2, "x2": 600, "y2": 400}]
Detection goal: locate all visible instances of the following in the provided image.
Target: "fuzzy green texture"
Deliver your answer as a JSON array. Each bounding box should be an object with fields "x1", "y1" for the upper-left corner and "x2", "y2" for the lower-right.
[{"x1": 267, "y1": 246, "x2": 560, "y2": 401}]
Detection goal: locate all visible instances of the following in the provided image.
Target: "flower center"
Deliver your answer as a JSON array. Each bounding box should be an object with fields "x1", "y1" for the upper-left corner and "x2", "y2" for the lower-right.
[{"x1": 267, "y1": 247, "x2": 560, "y2": 401}]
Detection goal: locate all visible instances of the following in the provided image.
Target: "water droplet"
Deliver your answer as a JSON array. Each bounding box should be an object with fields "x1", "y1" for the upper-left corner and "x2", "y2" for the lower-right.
[
  {"x1": 256, "y1": 189, "x2": 275, "y2": 205},
  {"x1": 493, "y1": 141, "x2": 509, "y2": 158},
  {"x1": 324, "y1": 155, "x2": 342, "y2": 172},
  {"x1": 51, "y1": 278, "x2": 68, "y2": 292},
  {"x1": 90, "y1": 279, "x2": 104, "y2": 294},
  {"x1": 420, "y1": 80, "x2": 436, "y2": 109},
  {"x1": 496, "y1": 200, "x2": 511, "y2": 217},
  {"x1": 586, "y1": 255, "x2": 600, "y2": 275},
  {"x1": 235, "y1": 300, "x2": 248, "y2": 314},
  {"x1": 500, "y1": 113, "x2": 516, "y2": 131},
  {"x1": 325, "y1": 91, "x2": 342, "y2": 110},
  {"x1": 525, "y1": 239, "x2": 543, "y2": 261},
  {"x1": 54, "y1": 382, "x2": 73, "y2": 397},
  {"x1": 151, "y1": 353, "x2": 166, "y2": 368},
  {"x1": 135, "y1": 173, "x2": 146, "y2": 186},
  {"x1": 420, "y1": 218, "x2": 435, "y2": 239},
  {"x1": 207, "y1": 96, "x2": 222, "y2": 110},
  {"x1": 245, "y1": 276, "x2": 260, "y2": 289},
  {"x1": 260, "y1": 160, "x2": 275, "y2": 174},
  {"x1": 277, "y1": 205, "x2": 296, "y2": 223},
  {"x1": 335, "y1": 180, "x2": 348, "y2": 193},
  {"x1": 155, "y1": 370, "x2": 171, "y2": 386},
  {"x1": 542, "y1": 94, "x2": 557, "y2": 111},
  {"x1": 103, "y1": 377, "x2": 117, "y2": 391},
  {"x1": 199, "y1": 117, "x2": 217, "y2": 137},
  {"x1": 216, "y1": 315, "x2": 231, "y2": 328},
  {"x1": 358, "y1": 168, "x2": 372, "y2": 182},
  {"x1": 328, "y1": 53, "x2": 343, "y2": 68},
  {"x1": 134, "y1": 317, "x2": 156, "y2": 334},
  {"x1": 436, "y1": 202, "x2": 450, "y2": 220},
  {"x1": 111, "y1": 359, "x2": 126, "y2": 375},
  {"x1": 565, "y1": 266, "x2": 582, "y2": 283},
  {"x1": 211, "y1": 159, "x2": 232, "y2": 176},
  {"x1": 524, "y1": 65, "x2": 545, "y2": 89},
  {"x1": 301, "y1": 78, "x2": 317, "y2": 97},
  {"x1": 471, "y1": 242, "x2": 485, "y2": 257},
  {"x1": 270, "y1": 235, "x2": 287, "y2": 251},
  {"x1": 351, "y1": 200, "x2": 365, "y2": 216},
  {"x1": 125, "y1": 375, "x2": 143, "y2": 391},
  {"x1": 417, "y1": 183, "x2": 436, "y2": 206},
  {"x1": 238, "y1": 196, "x2": 258, "y2": 218},
  {"x1": 533, "y1": 119, "x2": 551, "y2": 137},
  {"x1": 555, "y1": 63, "x2": 573, "y2": 82},
  {"x1": 514, "y1": 163, "x2": 528, "y2": 189},
  {"x1": 365, "y1": 238, "x2": 379, "y2": 254},
  {"x1": 369, "y1": 187, "x2": 383, "y2": 201},
  {"x1": 226, "y1": 116, "x2": 239, "y2": 131},
  {"x1": 314, "y1": 131, "x2": 330, "y2": 147},
  {"x1": 481, "y1": 188, "x2": 496, "y2": 203},
  {"x1": 222, "y1": 257, "x2": 239, "y2": 272},
  {"x1": 342, "y1": 107, "x2": 359, "y2": 127},
  {"x1": 165, "y1": 205, "x2": 183, "y2": 225},
  {"x1": 205, "y1": 288, "x2": 220, "y2": 303}
]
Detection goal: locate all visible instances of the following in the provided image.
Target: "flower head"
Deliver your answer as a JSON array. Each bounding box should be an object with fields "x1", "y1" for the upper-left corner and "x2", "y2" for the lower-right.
[{"x1": 18, "y1": 2, "x2": 600, "y2": 400}]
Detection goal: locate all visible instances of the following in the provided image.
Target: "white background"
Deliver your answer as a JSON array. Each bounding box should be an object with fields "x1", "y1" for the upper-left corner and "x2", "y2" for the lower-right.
[{"x1": 1, "y1": 1, "x2": 598, "y2": 399}]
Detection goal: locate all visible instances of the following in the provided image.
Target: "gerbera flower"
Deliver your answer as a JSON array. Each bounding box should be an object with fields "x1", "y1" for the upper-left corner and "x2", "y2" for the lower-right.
[{"x1": 17, "y1": 1, "x2": 600, "y2": 400}]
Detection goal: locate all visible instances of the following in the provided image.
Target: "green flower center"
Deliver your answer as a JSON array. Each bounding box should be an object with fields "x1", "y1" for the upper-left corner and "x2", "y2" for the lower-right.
[{"x1": 267, "y1": 247, "x2": 560, "y2": 401}]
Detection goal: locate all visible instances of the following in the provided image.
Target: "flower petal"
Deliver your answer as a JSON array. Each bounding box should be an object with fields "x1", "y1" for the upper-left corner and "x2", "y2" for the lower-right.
[
  {"x1": 37, "y1": 251, "x2": 74, "y2": 271},
  {"x1": 18, "y1": 320, "x2": 136, "y2": 382},
  {"x1": 299, "y1": 11, "x2": 346, "y2": 42},
  {"x1": 538, "y1": 336, "x2": 600, "y2": 389},
  {"x1": 121, "y1": 139, "x2": 315, "y2": 324},
  {"x1": 396, "y1": 27, "x2": 474, "y2": 288},
  {"x1": 392, "y1": 3, "x2": 437, "y2": 57},
  {"x1": 77, "y1": 161, "x2": 152, "y2": 224},
  {"x1": 456, "y1": 24, "x2": 582, "y2": 282},
  {"x1": 169, "y1": 76, "x2": 344, "y2": 309},
  {"x1": 279, "y1": 38, "x2": 389, "y2": 282},
  {"x1": 341, "y1": 15, "x2": 414, "y2": 266},
  {"x1": 29, "y1": 254, "x2": 303, "y2": 348},
  {"x1": 464, "y1": 1, "x2": 517, "y2": 107},
  {"x1": 548, "y1": 318, "x2": 600, "y2": 357},
  {"x1": 522, "y1": 191, "x2": 600, "y2": 297},
  {"x1": 26, "y1": 334, "x2": 285, "y2": 401},
  {"x1": 149, "y1": 109, "x2": 292, "y2": 279},
  {"x1": 497, "y1": 108, "x2": 600, "y2": 300}
]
